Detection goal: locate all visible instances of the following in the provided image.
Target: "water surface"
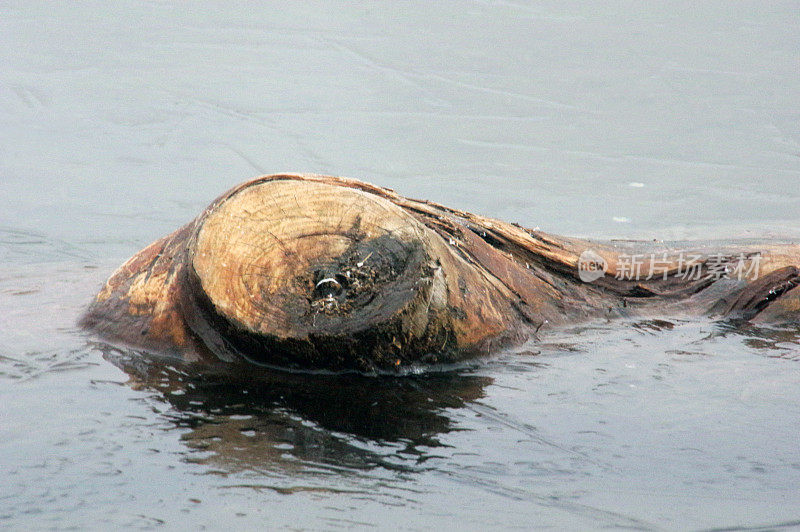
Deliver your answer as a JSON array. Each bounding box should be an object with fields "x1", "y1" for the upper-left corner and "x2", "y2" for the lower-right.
[{"x1": 2, "y1": 2, "x2": 799, "y2": 529}]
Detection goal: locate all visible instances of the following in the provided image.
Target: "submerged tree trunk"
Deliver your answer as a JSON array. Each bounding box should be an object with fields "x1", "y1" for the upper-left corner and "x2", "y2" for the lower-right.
[{"x1": 81, "y1": 174, "x2": 800, "y2": 372}]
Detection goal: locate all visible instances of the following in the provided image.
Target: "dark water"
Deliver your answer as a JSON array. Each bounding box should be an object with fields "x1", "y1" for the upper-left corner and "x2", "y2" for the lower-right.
[{"x1": 2, "y1": 2, "x2": 800, "y2": 530}]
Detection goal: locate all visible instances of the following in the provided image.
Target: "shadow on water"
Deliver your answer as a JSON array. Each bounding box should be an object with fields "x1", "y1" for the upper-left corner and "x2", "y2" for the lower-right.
[{"x1": 97, "y1": 343, "x2": 492, "y2": 475}]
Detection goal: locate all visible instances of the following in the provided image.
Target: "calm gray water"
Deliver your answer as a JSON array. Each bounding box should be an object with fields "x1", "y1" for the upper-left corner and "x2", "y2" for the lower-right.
[{"x1": 2, "y1": 2, "x2": 800, "y2": 530}]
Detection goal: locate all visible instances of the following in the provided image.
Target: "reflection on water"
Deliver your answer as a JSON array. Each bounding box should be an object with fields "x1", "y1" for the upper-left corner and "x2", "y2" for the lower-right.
[
  {"x1": 712, "y1": 321, "x2": 800, "y2": 361},
  {"x1": 103, "y1": 344, "x2": 491, "y2": 475}
]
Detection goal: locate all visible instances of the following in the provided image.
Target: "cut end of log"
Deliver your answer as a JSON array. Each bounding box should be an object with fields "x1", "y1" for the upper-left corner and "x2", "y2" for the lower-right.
[{"x1": 182, "y1": 179, "x2": 452, "y2": 370}]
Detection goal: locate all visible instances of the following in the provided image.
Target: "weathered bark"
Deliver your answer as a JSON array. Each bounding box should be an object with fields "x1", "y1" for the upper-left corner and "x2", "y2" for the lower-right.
[{"x1": 81, "y1": 173, "x2": 800, "y2": 372}]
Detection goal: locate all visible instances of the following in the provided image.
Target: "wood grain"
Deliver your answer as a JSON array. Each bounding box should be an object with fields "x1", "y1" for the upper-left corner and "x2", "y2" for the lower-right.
[{"x1": 81, "y1": 174, "x2": 800, "y2": 371}]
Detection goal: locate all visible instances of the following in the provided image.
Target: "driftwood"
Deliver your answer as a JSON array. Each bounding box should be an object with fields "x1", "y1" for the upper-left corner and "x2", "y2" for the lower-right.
[{"x1": 81, "y1": 174, "x2": 800, "y2": 372}]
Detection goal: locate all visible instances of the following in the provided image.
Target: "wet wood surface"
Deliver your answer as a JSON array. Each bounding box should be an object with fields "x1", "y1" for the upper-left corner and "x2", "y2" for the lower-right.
[{"x1": 81, "y1": 174, "x2": 800, "y2": 371}]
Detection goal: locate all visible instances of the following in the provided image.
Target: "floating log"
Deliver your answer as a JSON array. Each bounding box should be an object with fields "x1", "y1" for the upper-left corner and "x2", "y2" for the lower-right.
[{"x1": 81, "y1": 174, "x2": 800, "y2": 372}]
